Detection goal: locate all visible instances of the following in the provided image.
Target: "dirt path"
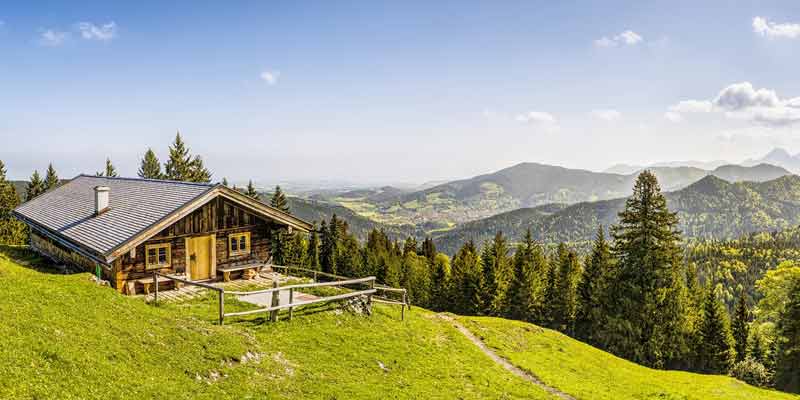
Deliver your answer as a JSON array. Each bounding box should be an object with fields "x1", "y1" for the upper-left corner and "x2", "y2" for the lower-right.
[{"x1": 438, "y1": 314, "x2": 577, "y2": 400}]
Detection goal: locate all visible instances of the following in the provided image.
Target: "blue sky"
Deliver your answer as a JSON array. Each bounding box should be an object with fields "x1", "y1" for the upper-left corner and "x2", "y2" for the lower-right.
[{"x1": 1, "y1": 1, "x2": 799, "y2": 185}]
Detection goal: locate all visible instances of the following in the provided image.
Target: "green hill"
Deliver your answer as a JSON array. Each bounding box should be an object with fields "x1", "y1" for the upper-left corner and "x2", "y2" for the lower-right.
[
  {"x1": 433, "y1": 175, "x2": 800, "y2": 254},
  {"x1": 1, "y1": 247, "x2": 794, "y2": 399}
]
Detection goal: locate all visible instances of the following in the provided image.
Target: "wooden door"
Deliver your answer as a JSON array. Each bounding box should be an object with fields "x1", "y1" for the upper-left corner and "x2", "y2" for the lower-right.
[{"x1": 187, "y1": 235, "x2": 214, "y2": 281}]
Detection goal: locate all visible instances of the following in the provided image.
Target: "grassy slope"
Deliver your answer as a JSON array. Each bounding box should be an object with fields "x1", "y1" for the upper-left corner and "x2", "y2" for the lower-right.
[
  {"x1": 0, "y1": 247, "x2": 549, "y2": 400},
  {"x1": 458, "y1": 316, "x2": 798, "y2": 400}
]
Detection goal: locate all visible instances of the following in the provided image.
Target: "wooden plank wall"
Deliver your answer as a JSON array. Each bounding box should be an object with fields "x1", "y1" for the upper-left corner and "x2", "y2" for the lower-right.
[{"x1": 117, "y1": 197, "x2": 276, "y2": 292}]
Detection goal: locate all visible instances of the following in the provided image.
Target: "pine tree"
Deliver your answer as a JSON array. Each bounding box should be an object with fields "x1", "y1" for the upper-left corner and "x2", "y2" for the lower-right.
[
  {"x1": 403, "y1": 236, "x2": 418, "y2": 257},
  {"x1": 164, "y1": 132, "x2": 211, "y2": 182},
  {"x1": 305, "y1": 225, "x2": 320, "y2": 270},
  {"x1": 138, "y1": 148, "x2": 163, "y2": 179},
  {"x1": 421, "y1": 237, "x2": 437, "y2": 265},
  {"x1": 25, "y1": 170, "x2": 45, "y2": 201},
  {"x1": 270, "y1": 185, "x2": 290, "y2": 213},
  {"x1": 505, "y1": 241, "x2": 535, "y2": 321},
  {"x1": 320, "y1": 216, "x2": 340, "y2": 275},
  {"x1": 551, "y1": 243, "x2": 580, "y2": 334},
  {"x1": 245, "y1": 180, "x2": 259, "y2": 199},
  {"x1": 776, "y1": 283, "x2": 800, "y2": 393},
  {"x1": 449, "y1": 241, "x2": 483, "y2": 315},
  {"x1": 430, "y1": 253, "x2": 451, "y2": 311},
  {"x1": 0, "y1": 161, "x2": 27, "y2": 245},
  {"x1": 575, "y1": 226, "x2": 613, "y2": 344},
  {"x1": 100, "y1": 158, "x2": 118, "y2": 177},
  {"x1": 606, "y1": 170, "x2": 688, "y2": 368},
  {"x1": 731, "y1": 291, "x2": 750, "y2": 363},
  {"x1": 542, "y1": 258, "x2": 560, "y2": 329},
  {"x1": 480, "y1": 231, "x2": 511, "y2": 315},
  {"x1": 43, "y1": 163, "x2": 59, "y2": 191},
  {"x1": 696, "y1": 288, "x2": 735, "y2": 374}
]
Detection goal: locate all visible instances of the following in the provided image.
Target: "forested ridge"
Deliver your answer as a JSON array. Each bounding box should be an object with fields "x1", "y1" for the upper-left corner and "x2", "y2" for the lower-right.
[{"x1": 434, "y1": 174, "x2": 800, "y2": 255}]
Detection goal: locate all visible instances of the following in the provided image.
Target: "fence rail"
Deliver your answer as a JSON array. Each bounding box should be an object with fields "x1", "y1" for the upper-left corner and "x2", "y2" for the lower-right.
[{"x1": 152, "y1": 266, "x2": 409, "y2": 325}]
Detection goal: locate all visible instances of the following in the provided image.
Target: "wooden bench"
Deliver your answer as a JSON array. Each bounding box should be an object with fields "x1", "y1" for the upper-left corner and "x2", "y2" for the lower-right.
[
  {"x1": 217, "y1": 262, "x2": 263, "y2": 282},
  {"x1": 128, "y1": 274, "x2": 186, "y2": 295}
]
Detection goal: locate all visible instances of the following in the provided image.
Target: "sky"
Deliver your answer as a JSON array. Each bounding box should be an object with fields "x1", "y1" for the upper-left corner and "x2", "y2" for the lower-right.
[{"x1": 1, "y1": 1, "x2": 800, "y2": 185}]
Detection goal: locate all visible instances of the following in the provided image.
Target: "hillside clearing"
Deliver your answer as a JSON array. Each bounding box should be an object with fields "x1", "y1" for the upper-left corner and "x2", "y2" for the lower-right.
[
  {"x1": 456, "y1": 316, "x2": 798, "y2": 400},
  {"x1": 0, "y1": 246, "x2": 551, "y2": 399}
]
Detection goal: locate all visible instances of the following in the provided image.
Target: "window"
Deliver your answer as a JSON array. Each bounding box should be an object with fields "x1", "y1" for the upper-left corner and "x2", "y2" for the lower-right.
[
  {"x1": 145, "y1": 243, "x2": 171, "y2": 269},
  {"x1": 229, "y1": 232, "x2": 251, "y2": 256}
]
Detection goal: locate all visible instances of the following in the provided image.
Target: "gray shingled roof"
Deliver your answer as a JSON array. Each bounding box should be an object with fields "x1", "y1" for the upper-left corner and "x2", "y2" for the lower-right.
[{"x1": 14, "y1": 175, "x2": 214, "y2": 257}]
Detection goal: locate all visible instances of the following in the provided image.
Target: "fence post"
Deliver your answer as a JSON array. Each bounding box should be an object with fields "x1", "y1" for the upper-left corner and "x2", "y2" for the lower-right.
[
  {"x1": 219, "y1": 289, "x2": 225, "y2": 325},
  {"x1": 270, "y1": 280, "x2": 280, "y2": 322},
  {"x1": 366, "y1": 278, "x2": 374, "y2": 316},
  {"x1": 288, "y1": 288, "x2": 294, "y2": 321},
  {"x1": 401, "y1": 290, "x2": 407, "y2": 321},
  {"x1": 153, "y1": 271, "x2": 158, "y2": 305}
]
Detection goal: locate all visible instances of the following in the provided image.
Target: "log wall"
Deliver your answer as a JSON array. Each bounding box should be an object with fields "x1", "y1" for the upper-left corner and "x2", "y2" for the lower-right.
[{"x1": 117, "y1": 197, "x2": 277, "y2": 293}]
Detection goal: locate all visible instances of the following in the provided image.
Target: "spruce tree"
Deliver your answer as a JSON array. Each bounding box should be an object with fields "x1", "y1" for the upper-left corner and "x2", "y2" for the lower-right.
[
  {"x1": 245, "y1": 180, "x2": 259, "y2": 199},
  {"x1": 44, "y1": 163, "x2": 59, "y2": 190},
  {"x1": 164, "y1": 132, "x2": 212, "y2": 182},
  {"x1": 696, "y1": 288, "x2": 735, "y2": 374},
  {"x1": 430, "y1": 253, "x2": 451, "y2": 311},
  {"x1": 480, "y1": 231, "x2": 511, "y2": 315},
  {"x1": 421, "y1": 237, "x2": 437, "y2": 265},
  {"x1": 138, "y1": 148, "x2": 163, "y2": 179},
  {"x1": 542, "y1": 258, "x2": 560, "y2": 329},
  {"x1": 731, "y1": 291, "x2": 750, "y2": 363},
  {"x1": 551, "y1": 243, "x2": 580, "y2": 334},
  {"x1": 305, "y1": 225, "x2": 320, "y2": 270},
  {"x1": 449, "y1": 241, "x2": 483, "y2": 315},
  {"x1": 0, "y1": 161, "x2": 27, "y2": 245},
  {"x1": 575, "y1": 226, "x2": 613, "y2": 344},
  {"x1": 25, "y1": 170, "x2": 45, "y2": 201},
  {"x1": 270, "y1": 185, "x2": 290, "y2": 213},
  {"x1": 606, "y1": 170, "x2": 688, "y2": 368},
  {"x1": 505, "y1": 241, "x2": 534, "y2": 321},
  {"x1": 776, "y1": 283, "x2": 800, "y2": 393},
  {"x1": 101, "y1": 158, "x2": 118, "y2": 177}
]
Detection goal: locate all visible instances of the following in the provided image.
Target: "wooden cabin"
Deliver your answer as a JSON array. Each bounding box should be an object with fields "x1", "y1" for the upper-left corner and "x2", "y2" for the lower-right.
[{"x1": 13, "y1": 175, "x2": 311, "y2": 294}]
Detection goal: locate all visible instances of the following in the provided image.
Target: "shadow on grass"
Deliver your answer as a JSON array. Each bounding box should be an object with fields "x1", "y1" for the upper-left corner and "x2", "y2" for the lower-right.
[{"x1": 0, "y1": 245, "x2": 68, "y2": 275}]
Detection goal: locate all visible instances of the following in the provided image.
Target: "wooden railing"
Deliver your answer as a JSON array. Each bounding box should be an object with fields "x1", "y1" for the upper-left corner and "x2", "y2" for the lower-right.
[
  {"x1": 269, "y1": 264, "x2": 410, "y2": 319},
  {"x1": 152, "y1": 268, "x2": 408, "y2": 325}
]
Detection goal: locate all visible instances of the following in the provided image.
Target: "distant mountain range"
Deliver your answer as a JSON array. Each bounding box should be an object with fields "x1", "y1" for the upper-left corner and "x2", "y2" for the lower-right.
[
  {"x1": 606, "y1": 147, "x2": 800, "y2": 175},
  {"x1": 343, "y1": 162, "x2": 792, "y2": 227},
  {"x1": 432, "y1": 174, "x2": 800, "y2": 255}
]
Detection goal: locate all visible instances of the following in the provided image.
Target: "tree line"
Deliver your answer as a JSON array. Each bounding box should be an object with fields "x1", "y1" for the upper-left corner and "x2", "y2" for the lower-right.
[{"x1": 267, "y1": 171, "x2": 799, "y2": 393}]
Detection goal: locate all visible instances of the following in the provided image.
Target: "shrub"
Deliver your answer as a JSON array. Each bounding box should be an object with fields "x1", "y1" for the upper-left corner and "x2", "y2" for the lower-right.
[{"x1": 729, "y1": 357, "x2": 772, "y2": 388}]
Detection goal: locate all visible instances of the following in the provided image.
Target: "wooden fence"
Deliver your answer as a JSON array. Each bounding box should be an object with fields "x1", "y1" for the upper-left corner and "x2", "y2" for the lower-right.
[
  {"x1": 269, "y1": 264, "x2": 410, "y2": 319},
  {"x1": 152, "y1": 266, "x2": 409, "y2": 325}
]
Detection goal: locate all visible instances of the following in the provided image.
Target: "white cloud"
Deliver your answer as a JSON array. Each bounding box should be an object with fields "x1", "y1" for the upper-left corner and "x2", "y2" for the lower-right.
[
  {"x1": 516, "y1": 111, "x2": 558, "y2": 132},
  {"x1": 664, "y1": 111, "x2": 683, "y2": 123},
  {"x1": 668, "y1": 100, "x2": 713, "y2": 113},
  {"x1": 667, "y1": 82, "x2": 800, "y2": 126},
  {"x1": 594, "y1": 30, "x2": 643, "y2": 47},
  {"x1": 260, "y1": 70, "x2": 280, "y2": 85},
  {"x1": 516, "y1": 111, "x2": 556, "y2": 124},
  {"x1": 39, "y1": 29, "x2": 69, "y2": 46},
  {"x1": 590, "y1": 109, "x2": 621, "y2": 121},
  {"x1": 753, "y1": 16, "x2": 800, "y2": 39},
  {"x1": 76, "y1": 21, "x2": 117, "y2": 41}
]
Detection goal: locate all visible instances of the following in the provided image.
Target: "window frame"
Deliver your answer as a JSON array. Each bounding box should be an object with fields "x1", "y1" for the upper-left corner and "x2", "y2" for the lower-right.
[
  {"x1": 145, "y1": 243, "x2": 171, "y2": 270},
  {"x1": 228, "y1": 232, "x2": 251, "y2": 256}
]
